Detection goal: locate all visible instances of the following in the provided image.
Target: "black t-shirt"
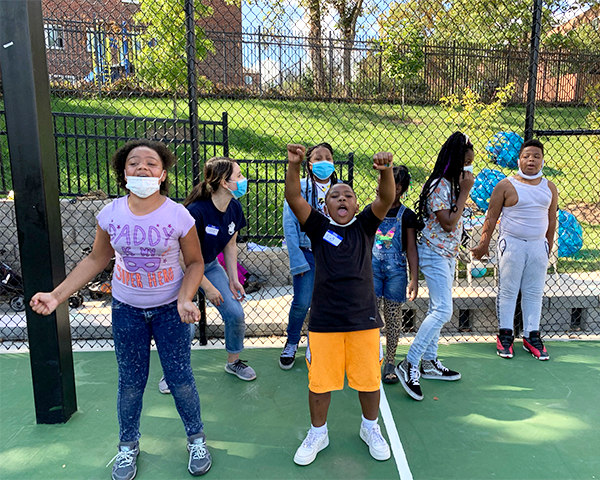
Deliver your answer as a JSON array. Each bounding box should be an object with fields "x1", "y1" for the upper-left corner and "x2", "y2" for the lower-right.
[
  {"x1": 386, "y1": 205, "x2": 418, "y2": 253},
  {"x1": 301, "y1": 204, "x2": 384, "y2": 332},
  {"x1": 186, "y1": 198, "x2": 246, "y2": 264}
]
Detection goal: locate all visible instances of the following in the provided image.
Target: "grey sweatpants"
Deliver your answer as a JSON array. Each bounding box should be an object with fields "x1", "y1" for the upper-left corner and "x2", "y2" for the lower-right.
[{"x1": 497, "y1": 235, "x2": 549, "y2": 336}]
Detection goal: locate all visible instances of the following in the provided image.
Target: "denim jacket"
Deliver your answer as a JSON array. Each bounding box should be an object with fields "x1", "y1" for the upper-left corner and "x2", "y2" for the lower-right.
[{"x1": 283, "y1": 178, "x2": 314, "y2": 276}]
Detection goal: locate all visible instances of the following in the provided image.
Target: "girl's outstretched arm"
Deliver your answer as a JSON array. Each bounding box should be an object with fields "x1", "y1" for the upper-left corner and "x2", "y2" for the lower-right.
[
  {"x1": 30, "y1": 225, "x2": 114, "y2": 315},
  {"x1": 285, "y1": 144, "x2": 312, "y2": 225},
  {"x1": 371, "y1": 152, "x2": 395, "y2": 220}
]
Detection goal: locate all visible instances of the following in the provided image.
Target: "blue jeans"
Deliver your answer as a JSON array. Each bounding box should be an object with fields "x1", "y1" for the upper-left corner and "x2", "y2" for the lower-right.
[
  {"x1": 407, "y1": 243, "x2": 455, "y2": 365},
  {"x1": 111, "y1": 299, "x2": 203, "y2": 442},
  {"x1": 286, "y1": 249, "x2": 315, "y2": 345},
  {"x1": 203, "y1": 259, "x2": 246, "y2": 354}
]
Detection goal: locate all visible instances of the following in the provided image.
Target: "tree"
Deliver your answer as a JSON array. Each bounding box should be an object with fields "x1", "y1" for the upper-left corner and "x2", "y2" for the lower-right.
[
  {"x1": 327, "y1": 0, "x2": 365, "y2": 97},
  {"x1": 379, "y1": 18, "x2": 425, "y2": 118},
  {"x1": 133, "y1": 0, "x2": 214, "y2": 91},
  {"x1": 382, "y1": 0, "x2": 599, "y2": 49}
]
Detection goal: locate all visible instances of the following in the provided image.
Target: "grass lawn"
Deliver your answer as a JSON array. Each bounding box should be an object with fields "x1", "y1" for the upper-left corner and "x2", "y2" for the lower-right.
[{"x1": 1, "y1": 96, "x2": 598, "y2": 272}]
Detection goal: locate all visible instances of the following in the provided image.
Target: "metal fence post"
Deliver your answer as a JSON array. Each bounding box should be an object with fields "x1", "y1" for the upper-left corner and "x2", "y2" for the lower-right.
[
  {"x1": 258, "y1": 26, "x2": 263, "y2": 95},
  {"x1": 185, "y1": 0, "x2": 200, "y2": 185},
  {"x1": 0, "y1": 0, "x2": 77, "y2": 424},
  {"x1": 524, "y1": 0, "x2": 543, "y2": 141}
]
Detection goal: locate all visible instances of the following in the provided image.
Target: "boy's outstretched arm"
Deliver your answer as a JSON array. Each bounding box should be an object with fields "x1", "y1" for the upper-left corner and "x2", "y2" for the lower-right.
[
  {"x1": 371, "y1": 152, "x2": 395, "y2": 220},
  {"x1": 471, "y1": 179, "x2": 507, "y2": 260},
  {"x1": 285, "y1": 144, "x2": 312, "y2": 225}
]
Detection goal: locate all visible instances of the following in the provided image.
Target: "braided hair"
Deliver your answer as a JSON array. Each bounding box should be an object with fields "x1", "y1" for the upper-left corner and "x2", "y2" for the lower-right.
[
  {"x1": 415, "y1": 132, "x2": 473, "y2": 231},
  {"x1": 304, "y1": 142, "x2": 338, "y2": 208}
]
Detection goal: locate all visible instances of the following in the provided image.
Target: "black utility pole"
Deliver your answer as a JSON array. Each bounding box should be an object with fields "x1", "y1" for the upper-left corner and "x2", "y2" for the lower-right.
[
  {"x1": 524, "y1": 0, "x2": 543, "y2": 141},
  {"x1": 185, "y1": 0, "x2": 201, "y2": 185},
  {"x1": 0, "y1": 0, "x2": 77, "y2": 423}
]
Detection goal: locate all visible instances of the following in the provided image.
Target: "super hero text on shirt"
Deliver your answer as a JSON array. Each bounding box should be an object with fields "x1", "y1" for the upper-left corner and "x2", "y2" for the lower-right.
[{"x1": 107, "y1": 221, "x2": 177, "y2": 289}]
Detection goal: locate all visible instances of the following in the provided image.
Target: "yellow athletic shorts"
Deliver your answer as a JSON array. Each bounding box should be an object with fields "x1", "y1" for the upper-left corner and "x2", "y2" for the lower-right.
[{"x1": 306, "y1": 328, "x2": 383, "y2": 393}]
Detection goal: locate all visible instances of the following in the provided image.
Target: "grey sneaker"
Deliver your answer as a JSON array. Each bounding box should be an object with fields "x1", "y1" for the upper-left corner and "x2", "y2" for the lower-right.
[
  {"x1": 225, "y1": 359, "x2": 257, "y2": 381},
  {"x1": 187, "y1": 432, "x2": 212, "y2": 476},
  {"x1": 107, "y1": 441, "x2": 139, "y2": 480},
  {"x1": 279, "y1": 342, "x2": 298, "y2": 370},
  {"x1": 420, "y1": 358, "x2": 461, "y2": 381},
  {"x1": 158, "y1": 376, "x2": 170, "y2": 394}
]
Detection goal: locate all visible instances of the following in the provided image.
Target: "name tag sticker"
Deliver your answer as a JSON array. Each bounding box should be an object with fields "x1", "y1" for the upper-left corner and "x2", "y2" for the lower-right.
[
  {"x1": 205, "y1": 225, "x2": 219, "y2": 236},
  {"x1": 323, "y1": 230, "x2": 343, "y2": 247}
]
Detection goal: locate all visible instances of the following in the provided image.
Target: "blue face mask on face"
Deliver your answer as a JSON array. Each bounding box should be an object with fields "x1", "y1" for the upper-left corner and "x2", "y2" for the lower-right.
[
  {"x1": 229, "y1": 178, "x2": 248, "y2": 199},
  {"x1": 311, "y1": 161, "x2": 335, "y2": 181}
]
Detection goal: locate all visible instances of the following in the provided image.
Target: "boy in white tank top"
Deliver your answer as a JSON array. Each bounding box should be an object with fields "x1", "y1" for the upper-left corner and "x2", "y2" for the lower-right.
[{"x1": 471, "y1": 139, "x2": 558, "y2": 361}]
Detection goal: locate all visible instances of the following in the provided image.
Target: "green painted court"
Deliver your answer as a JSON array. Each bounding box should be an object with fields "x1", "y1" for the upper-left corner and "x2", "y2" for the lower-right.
[{"x1": 1, "y1": 341, "x2": 599, "y2": 480}]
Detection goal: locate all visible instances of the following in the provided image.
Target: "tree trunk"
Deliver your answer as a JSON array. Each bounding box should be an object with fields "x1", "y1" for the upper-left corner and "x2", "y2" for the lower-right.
[
  {"x1": 307, "y1": 0, "x2": 326, "y2": 96},
  {"x1": 335, "y1": 0, "x2": 363, "y2": 98}
]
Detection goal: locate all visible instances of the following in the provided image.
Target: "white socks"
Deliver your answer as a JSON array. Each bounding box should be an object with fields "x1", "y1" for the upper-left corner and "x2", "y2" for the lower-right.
[
  {"x1": 361, "y1": 415, "x2": 377, "y2": 430},
  {"x1": 310, "y1": 423, "x2": 327, "y2": 435}
]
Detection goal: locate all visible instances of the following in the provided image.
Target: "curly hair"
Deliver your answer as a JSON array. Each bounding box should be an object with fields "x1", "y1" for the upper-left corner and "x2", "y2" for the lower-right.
[
  {"x1": 415, "y1": 132, "x2": 473, "y2": 231},
  {"x1": 111, "y1": 139, "x2": 177, "y2": 195},
  {"x1": 183, "y1": 156, "x2": 237, "y2": 206}
]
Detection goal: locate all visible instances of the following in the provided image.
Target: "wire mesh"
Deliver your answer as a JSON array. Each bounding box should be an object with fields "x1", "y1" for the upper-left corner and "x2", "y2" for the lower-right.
[{"x1": 0, "y1": 0, "x2": 599, "y2": 351}]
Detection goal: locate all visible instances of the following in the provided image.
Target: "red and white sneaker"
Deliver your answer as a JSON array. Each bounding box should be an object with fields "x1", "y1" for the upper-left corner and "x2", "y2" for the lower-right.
[
  {"x1": 496, "y1": 329, "x2": 514, "y2": 358},
  {"x1": 523, "y1": 331, "x2": 549, "y2": 361}
]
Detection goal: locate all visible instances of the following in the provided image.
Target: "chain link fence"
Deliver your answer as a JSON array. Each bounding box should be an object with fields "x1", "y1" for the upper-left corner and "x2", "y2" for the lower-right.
[{"x1": 1, "y1": 0, "x2": 599, "y2": 350}]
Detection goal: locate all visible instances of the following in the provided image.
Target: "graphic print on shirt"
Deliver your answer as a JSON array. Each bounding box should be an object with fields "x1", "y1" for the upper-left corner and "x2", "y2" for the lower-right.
[
  {"x1": 228, "y1": 221, "x2": 236, "y2": 235},
  {"x1": 375, "y1": 226, "x2": 396, "y2": 249},
  {"x1": 107, "y1": 220, "x2": 177, "y2": 289}
]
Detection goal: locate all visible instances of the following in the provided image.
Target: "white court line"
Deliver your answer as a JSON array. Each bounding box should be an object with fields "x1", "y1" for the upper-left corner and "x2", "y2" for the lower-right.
[{"x1": 380, "y1": 382, "x2": 413, "y2": 480}]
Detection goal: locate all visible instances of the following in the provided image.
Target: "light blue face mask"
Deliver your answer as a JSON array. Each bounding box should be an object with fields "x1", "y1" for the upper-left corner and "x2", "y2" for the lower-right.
[
  {"x1": 311, "y1": 161, "x2": 335, "y2": 181},
  {"x1": 229, "y1": 177, "x2": 248, "y2": 199}
]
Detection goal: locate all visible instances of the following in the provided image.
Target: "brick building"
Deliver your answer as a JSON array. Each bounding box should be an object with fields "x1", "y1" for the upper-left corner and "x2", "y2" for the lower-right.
[{"x1": 40, "y1": 0, "x2": 242, "y2": 87}]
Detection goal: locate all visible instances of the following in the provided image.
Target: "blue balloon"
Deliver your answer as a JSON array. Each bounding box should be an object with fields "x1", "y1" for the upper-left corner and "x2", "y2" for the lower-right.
[
  {"x1": 486, "y1": 132, "x2": 523, "y2": 169},
  {"x1": 470, "y1": 168, "x2": 506, "y2": 211},
  {"x1": 558, "y1": 210, "x2": 583, "y2": 258},
  {"x1": 471, "y1": 267, "x2": 487, "y2": 278}
]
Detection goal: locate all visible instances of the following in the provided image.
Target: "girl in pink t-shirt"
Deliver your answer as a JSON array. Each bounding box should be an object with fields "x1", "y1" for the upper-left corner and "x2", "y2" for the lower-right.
[{"x1": 30, "y1": 140, "x2": 212, "y2": 478}]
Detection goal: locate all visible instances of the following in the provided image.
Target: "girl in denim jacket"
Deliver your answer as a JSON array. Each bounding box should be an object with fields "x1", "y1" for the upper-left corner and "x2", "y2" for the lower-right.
[{"x1": 279, "y1": 142, "x2": 339, "y2": 369}]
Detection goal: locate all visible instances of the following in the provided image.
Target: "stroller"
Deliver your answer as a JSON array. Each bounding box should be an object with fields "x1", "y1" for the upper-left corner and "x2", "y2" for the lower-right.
[{"x1": 0, "y1": 253, "x2": 25, "y2": 312}]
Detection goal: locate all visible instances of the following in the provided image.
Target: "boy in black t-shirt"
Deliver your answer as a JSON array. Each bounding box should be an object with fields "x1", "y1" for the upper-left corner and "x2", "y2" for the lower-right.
[{"x1": 285, "y1": 143, "x2": 395, "y2": 466}]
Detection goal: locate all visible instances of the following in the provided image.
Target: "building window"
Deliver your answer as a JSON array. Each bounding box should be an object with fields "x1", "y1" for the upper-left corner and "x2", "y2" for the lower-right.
[
  {"x1": 86, "y1": 32, "x2": 94, "y2": 53},
  {"x1": 44, "y1": 24, "x2": 64, "y2": 49},
  {"x1": 245, "y1": 75, "x2": 253, "y2": 85}
]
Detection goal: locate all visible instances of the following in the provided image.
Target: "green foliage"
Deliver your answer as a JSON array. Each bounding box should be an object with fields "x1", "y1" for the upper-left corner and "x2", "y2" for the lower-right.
[
  {"x1": 440, "y1": 83, "x2": 516, "y2": 152},
  {"x1": 379, "y1": 19, "x2": 425, "y2": 81},
  {"x1": 132, "y1": 0, "x2": 214, "y2": 91},
  {"x1": 381, "y1": 0, "x2": 599, "y2": 49}
]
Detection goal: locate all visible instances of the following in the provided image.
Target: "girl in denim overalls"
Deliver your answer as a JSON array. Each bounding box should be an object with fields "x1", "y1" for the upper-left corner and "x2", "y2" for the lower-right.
[{"x1": 372, "y1": 166, "x2": 419, "y2": 384}]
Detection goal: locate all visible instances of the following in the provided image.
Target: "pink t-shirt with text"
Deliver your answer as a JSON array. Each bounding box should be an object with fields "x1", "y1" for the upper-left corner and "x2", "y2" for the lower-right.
[{"x1": 96, "y1": 196, "x2": 195, "y2": 308}]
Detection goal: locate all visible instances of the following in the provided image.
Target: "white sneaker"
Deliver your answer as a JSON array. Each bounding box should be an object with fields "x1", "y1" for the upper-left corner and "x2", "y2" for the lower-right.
[
  {"x1": 293, "y1": 429, "x2": 329, "y2": 466},
  {"x1": 359, "y1": 424, "x2": 390, "y2": 461}
]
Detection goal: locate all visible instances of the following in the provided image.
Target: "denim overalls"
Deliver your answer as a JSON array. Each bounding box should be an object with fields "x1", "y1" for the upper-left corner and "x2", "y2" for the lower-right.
[{"x1": 372, "y1": 205, "x2": 408, "y2": 303}]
